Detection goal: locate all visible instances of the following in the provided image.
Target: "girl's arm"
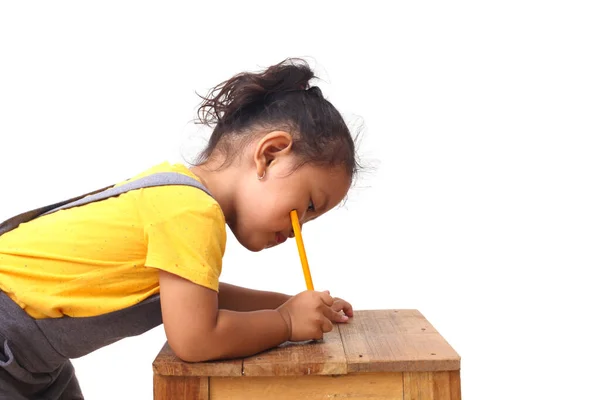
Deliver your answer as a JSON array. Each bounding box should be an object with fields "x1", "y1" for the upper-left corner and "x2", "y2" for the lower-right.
[
  {"x1": 159, "y1": 270, "x2": 289, "y2": 362},
  {"x1": 217, "y1": 282, "x2": 291, "y2": 311},
  {"x1": 159, "y1": 270, "x2": 345, "y2": 362}
]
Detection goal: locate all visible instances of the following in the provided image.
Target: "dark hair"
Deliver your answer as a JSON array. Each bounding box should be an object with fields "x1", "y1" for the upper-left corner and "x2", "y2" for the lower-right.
[{"x1": 194, "y1": 58, "x2": 360, "y2": 181}]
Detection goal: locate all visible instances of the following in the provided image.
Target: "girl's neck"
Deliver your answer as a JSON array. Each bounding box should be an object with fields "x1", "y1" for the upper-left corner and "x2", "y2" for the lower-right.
[{"x1": 188, "y1": 161, "x2": 238, "y2": 224}]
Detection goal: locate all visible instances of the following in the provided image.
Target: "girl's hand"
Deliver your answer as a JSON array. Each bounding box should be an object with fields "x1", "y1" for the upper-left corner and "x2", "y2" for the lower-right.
[{"x1": 276, "y1": 290, "x2": 348, "y2": 342}]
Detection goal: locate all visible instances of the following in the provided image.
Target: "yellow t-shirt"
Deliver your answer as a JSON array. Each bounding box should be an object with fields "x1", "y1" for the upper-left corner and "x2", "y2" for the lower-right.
[{"x1": 0, "y1": 162, "x2": 226, "y2": 319}]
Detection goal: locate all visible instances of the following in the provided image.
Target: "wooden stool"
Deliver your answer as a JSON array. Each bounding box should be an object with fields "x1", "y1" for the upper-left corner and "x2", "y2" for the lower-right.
[{"x1": 152, "y1": 309, "x2": 461, "y2": 399}]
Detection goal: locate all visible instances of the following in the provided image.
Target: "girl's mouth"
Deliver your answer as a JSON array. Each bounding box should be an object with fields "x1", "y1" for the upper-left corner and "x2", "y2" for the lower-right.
[{"x1": 276, "y1": 232, "x2": 287, "y2": 244}]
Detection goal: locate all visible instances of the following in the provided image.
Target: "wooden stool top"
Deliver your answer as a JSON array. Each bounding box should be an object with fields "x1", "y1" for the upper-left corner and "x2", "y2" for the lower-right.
[{"x1": 152, "y1": 309, "x2": 460, "y2": 378}]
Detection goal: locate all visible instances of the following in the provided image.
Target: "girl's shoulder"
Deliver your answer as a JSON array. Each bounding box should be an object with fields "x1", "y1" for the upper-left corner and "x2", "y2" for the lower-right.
[
  {"x1": 115, "y1": 161, "x2": 201, "y2": 187},
  {"x1": 131, "y1": 161, "x2": 224, "y2": 224}
]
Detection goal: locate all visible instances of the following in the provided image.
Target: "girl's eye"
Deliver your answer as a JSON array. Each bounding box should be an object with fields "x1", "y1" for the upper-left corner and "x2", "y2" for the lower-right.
[{"x1": 308, "y1": 199, "x2": 315, "y2": 212}]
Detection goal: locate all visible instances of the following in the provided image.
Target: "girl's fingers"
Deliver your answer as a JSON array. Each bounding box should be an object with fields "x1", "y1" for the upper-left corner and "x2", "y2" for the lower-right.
[{"x1": 332, "y1": 298, "x2": 354, "y2": 317}]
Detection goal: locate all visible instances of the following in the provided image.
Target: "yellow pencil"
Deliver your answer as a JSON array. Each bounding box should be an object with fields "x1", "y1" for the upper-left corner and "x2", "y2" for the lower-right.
[{"x1": 290, "y1": 209, "x2": 314, "y2": 291}]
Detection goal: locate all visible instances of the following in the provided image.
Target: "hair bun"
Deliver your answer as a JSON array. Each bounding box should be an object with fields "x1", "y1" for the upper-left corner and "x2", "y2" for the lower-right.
[
  {"x1": 306, "y1": 86, "x2": 323, "y2": 98},
  {"x1": 197, "y1": 58, "x2": 316, "y2": 127},
  {"x1": 260, "y1": 58, "x2": 314, "y2": 94}
]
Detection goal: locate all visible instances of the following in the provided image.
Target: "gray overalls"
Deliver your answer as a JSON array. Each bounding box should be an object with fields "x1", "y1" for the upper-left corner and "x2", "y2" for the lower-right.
[{"x1": 0, "y1": 172, "x2": 211, "y2": 399}]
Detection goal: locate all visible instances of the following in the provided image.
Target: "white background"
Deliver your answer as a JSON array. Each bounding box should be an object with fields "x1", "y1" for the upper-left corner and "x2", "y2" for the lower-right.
[{"x1": 1, "y1": 1, "x2": 599, "y2": 399}]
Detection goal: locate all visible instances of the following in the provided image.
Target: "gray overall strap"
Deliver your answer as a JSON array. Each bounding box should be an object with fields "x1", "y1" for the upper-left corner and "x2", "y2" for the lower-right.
[
  {"x1": 0, "y1": 184, "x2": 112, "y2": 236},
  {"x1": 0, "y1": 171, "x2": 211, "y2": 236}
]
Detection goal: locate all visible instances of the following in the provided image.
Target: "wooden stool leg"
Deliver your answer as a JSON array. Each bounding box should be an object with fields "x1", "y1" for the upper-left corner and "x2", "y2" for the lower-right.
[
  {"x1": 404, "y1": 371, "x2": 461, "y2": 400},
  {"x1": 153, "y1": 375, "x2": 209, "y2": 400}
]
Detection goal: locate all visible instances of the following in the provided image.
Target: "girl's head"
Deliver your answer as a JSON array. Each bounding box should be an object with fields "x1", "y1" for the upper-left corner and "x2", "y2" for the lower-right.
[{"x1": 192, "y1": 58, "x2": 360, "y2": 252}]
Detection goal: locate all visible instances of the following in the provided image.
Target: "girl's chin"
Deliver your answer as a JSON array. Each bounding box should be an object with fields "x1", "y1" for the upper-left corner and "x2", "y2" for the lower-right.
[{"x1": 240, "y1": 239, "x2": 268, "y2": 252}]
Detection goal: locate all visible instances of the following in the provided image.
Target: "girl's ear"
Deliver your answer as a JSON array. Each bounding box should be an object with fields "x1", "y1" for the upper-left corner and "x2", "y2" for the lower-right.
[{"x1": 253, "y1": 131, "x2": 293, "y2": 178}]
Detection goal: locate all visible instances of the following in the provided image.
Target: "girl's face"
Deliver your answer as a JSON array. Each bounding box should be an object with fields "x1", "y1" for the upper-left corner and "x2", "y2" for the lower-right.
[{"x1": 230, "y1": 131, "x2": 352, "y2": 252}]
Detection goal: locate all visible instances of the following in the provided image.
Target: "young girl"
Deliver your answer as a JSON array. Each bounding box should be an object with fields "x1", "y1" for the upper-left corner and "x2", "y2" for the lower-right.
[{"x1": 0, "y1": 58, "x2": 359, "y2": 399}]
